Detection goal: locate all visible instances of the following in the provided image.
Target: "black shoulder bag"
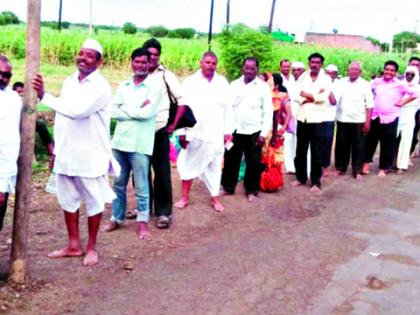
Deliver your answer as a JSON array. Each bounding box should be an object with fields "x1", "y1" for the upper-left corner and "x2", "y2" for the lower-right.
[{"x1": 162, "y1": 73, "x2": 196, "y2": 130}]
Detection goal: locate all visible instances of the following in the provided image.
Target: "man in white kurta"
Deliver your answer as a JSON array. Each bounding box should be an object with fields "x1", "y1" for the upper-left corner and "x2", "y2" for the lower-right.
[
  {"x1": 175, "y1": 51, "x2": 233, "y2": 212},
  {"x1": 32, "y1": 39, "x2": 118, "y2": 266},
  {"x1": 221, "y1": 57, "x2": 273, "y2": 202},
  {"x1": 0, "y1": 55, "x2": 21, "y2": 231},
  {"x1": 396, "y1": 66, "x2": 420, "y2": 172}
]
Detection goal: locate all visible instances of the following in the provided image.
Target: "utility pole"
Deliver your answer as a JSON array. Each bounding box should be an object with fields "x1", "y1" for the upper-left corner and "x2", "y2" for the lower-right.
[
  {"x1": 268, "y1": 0, "x2": 277, "y2": 33},
  {"x1": 389, "y1": 5, "x2": 397, "y2": 54},
  {"x1": 89, "y1": 0, "x2": 93, "y2": 35},
  {"x1": 226, "y1": 0, "x2": 230, "y2": 30},
  {"x1": 58, "y1": 0, "x2": 63, "y2": 31},
  {"x1": 9, "y1": 0, "x2": 40, "y2": 284},
  {"x1": 208, "y1": 0, "x2": 215, "y2": 50}
]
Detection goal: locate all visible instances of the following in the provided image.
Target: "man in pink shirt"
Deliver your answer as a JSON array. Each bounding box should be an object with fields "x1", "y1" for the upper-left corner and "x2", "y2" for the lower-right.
[{"x1": 363, "y1": 60, "x2": 417, "y2": 177}]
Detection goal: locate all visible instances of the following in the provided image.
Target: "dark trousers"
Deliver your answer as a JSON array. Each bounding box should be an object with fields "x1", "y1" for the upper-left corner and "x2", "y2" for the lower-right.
[
  {"x1": 410, "y1": 109, "x2": 420, "y2": 154},
  {"x1": 221, "y1": 131, "x2": 262, "y2": 195},
  {"x1": 364, "y1": 117, "x2": 398, "y2": 170},
  {"x1": 294, "y1": 121, "x2": 325, "y2": 187},
  {"x1": 322, "y1": 121, "x2": 335, "y2": 168},
  {"x1": 335, "y1": 121, "x2": 366, "y2": 175},
  {"x1": 149, "y1": 128, "x2": 172, "y2": 217},
  {"x1": 0, "y1": 193, "x2": 9, "y2": 231},
  {"x1": 36, "y1": 119, "x2": 53, "y2": 147}
]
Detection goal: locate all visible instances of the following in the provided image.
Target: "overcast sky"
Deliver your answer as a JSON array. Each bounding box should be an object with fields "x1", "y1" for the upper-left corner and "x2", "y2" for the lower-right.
[{"x1": 1, "y1": 0, "x2": 418, "y2": 42}]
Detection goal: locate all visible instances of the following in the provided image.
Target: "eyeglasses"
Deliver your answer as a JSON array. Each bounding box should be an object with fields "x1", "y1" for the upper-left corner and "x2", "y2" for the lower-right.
[
  {"x1": 405, "y1": 72, "x2": 415, "y2": 77},
  {"x1": 0, "y1": 71, "x2": 12, "y2": 79}
]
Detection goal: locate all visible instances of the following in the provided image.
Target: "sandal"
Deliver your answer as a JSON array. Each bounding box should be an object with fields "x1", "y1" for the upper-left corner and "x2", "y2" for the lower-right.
[
  {"x1": 156, "y1": 215, "x2": 171, "y2": 229},
  {"x1": 126, "y1": 209, "x2": 137, "y2": 220}
]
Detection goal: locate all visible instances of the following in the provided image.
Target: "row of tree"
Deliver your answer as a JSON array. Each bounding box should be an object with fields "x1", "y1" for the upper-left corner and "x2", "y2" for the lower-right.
[
  {"x1": 368, "y1": 31, "x2": 420, "y2": 53},
  {"x1": 123, "y1": 23, "x2": 197, "y2": 39}
]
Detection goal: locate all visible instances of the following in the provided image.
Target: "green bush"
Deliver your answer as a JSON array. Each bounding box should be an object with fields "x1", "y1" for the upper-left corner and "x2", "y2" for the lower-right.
[
  {"x1": 146, "y1": 25, "x2": 169, "y2": 38},
  {"x1": 0, "y1": 11, "x2": 20, "y2": 25},
  {"x1": 167, "y1": 28, "x2": 196, "y2": 39},
  {"x1": 220, "y1": 24, "x2": 274, "y2": 80},
  {"x1": 122, "y1": 22, "x2": 137, "y2": 35}
]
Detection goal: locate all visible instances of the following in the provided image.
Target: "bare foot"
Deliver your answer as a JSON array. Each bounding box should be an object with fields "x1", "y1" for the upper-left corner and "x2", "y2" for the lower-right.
[
  {"x1": 83, "y1": 250, "x2": 98, "y2": 266},
  {"x1": 174, "y1": 197, "x2": 189, "y2": 209},
  {"x1": 397, "y1": 169, "x2": 405, "y2": 175},
  {"x1": 322, "y1": 168, "x2": 330, "y2": 177},
  {"x1": 310, "y1": 185, "x2": 321, "y2": 193},
  {"x1": 138, "y1": 222, "x2": 150, "y2": 240},
  {"x1": 377, "y1": 170, "x2": 387, "y2": 177},
  {"x1": 291, "y1": 180, "x2": 303, "y2": 187},
  {"x1": 211, "y1": 198, "x2": 224, "y2": 212},
  {"x1": 247, "y1": 194, "x2": 257, "y2": 202},
  {"x1": 408, "y1": 160, "x2": 414, "y2": 167},
  {"x1": 355, "y1": 174, "x2": 363, "y2": 181},
  {"x1": 362, "y1": 163, "x2": 370, "y2": 175},
  {"x1": 102, "y1": 221, "x2": 120, "y2": 232},
  {"x1": 335, "y1": 171, "x2": 345, "y2": 176},
  {"x1": 47, "y1": 247, "x2": 84, "y2": 259}
]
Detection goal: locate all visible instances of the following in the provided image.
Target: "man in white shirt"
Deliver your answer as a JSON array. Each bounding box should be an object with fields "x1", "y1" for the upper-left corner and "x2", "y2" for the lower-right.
[
  {"x1": 334, "y1": 61, "x2": 373, "y2": 180},
  {"x1": 280, "y1": 59, "x2": 294, "y2": 92},
  {"x1": 283, "y1": 61, "x2": 306, "y2": 174},
  {"x1": 0, "y1": 55, "x2": 22, "y2": 231},
  {"x1": 323, "y1": 64, "x2": 339, "y2": 176},
  {"x1": 221, "y1": 57, "x2": 273, "y2": 202},
  {"x1": 32, "y1": 39, "x2": 118, "y2": 266},
  {"x1": 175, "y1": 51, "x2": 233, "y2": 211},
  {"x1": 292, "y1": 52, "x2": 332, "y2": 192}
]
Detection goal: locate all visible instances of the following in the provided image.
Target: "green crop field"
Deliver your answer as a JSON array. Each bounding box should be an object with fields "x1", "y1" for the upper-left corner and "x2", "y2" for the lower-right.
[{"x1": 0, "y1": 24, "x2": 413, "y2": 90}]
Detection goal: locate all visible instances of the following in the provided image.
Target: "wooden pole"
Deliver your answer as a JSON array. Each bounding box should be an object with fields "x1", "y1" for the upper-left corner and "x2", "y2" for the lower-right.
[{"x1": 9, "y1": 0, "x2": 41, "y2": 284}]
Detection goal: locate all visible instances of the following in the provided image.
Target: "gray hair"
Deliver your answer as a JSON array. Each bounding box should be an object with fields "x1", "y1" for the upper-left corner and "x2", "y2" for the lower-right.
[{"x1": 348, "y1": 60, "x2": 362, "y2": 69}]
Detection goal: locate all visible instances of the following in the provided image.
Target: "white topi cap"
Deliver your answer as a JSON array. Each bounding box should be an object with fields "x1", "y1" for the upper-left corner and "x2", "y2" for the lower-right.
[
  {"x1": 326, "y1": 64, "x2": 338, "y2": 72},
  {"x1": 291, "y1": 61, "x2": 305, "y2": 69},
  {"x1": 81, "y1": 38, "x2": 103, "y2": 56}
]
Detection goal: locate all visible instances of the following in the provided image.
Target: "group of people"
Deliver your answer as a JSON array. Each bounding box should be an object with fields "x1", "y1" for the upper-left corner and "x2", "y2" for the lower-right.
[
  {"x1": 276, "y1": 56, "x2": 420, "y2": 193},
  {"x1": 1, "y1": 37, "x2": 419, "y2": 266}
]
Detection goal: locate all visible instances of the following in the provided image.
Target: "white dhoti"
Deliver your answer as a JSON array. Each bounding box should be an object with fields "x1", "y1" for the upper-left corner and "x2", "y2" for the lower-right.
[
  {"x1": 283, "y1": 132, "x2": 311, "y2": 175},
  {"x1": 0, "y1": 175, "x2": 16, "y2": 193},
  {"x1": 283, "y1": 132, "x2": 297, "y2": 173},
  {"x1": 56, "y1": 174, "x2": 116, "y2": 217},
  {"x1": 397, "y1": 122, "x2": 415, "y2": 170},
  {"x1": 397, "y1": 101, "x2": 418, "y2": 170},
  {"x1": 177, "y1": 139, "x2": 224, "y2": 197}
]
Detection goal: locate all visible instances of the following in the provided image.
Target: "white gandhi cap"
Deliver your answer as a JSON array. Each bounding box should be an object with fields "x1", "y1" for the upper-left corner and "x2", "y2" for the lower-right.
[
  {"x1": 326, "y1": 64, "x2": 338, "y2": 72},
  {"x1": 291, "y1": 61, "x2": 305, "y2": 69},
  {"x1": 81, "y1": 38, "x2": 103, "y2": 56}
]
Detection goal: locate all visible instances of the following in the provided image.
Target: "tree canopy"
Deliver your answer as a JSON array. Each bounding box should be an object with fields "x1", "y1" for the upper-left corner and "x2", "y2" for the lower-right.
[{"x1": 0, "y1": 11, "x2": 20, "y2": 25}]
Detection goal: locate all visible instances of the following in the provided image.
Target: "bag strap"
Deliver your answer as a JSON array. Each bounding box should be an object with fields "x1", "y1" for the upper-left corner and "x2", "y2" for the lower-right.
[{"x1": 162, "y1": 71, "x2": 177, "y2": 105}]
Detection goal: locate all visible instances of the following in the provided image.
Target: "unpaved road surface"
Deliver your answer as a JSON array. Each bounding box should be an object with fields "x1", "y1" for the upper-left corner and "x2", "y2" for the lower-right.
[{"x1": 1, "y1": 161, "x2": 420, "y2": 315}]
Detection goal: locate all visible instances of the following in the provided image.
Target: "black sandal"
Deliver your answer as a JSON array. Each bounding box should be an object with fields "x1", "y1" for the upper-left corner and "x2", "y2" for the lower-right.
[{"x1": 126, "y1": 209, "x2": 137, "y2": 220}]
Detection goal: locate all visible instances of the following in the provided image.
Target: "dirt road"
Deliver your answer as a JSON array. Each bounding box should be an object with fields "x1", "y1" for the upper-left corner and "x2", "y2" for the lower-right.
[{"x1": 1, "y1": 161, "x2": 419, "y2": 315}]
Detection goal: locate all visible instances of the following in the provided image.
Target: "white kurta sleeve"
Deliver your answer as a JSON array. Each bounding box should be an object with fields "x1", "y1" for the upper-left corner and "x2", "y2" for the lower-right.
[
  {"x1": 260, "y1": 84, "x2": 274, "y2": 138},
  {"x1": 42, "y1": 78, "x2": 111, "y2": 120}
]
